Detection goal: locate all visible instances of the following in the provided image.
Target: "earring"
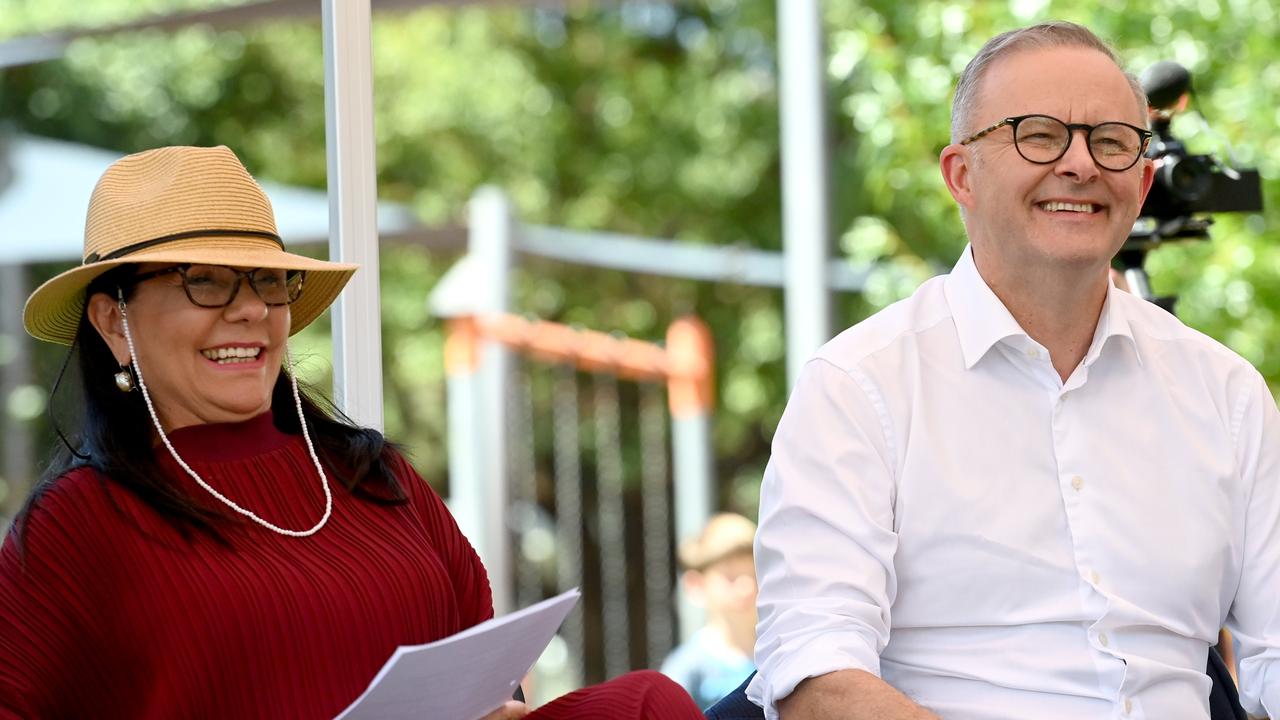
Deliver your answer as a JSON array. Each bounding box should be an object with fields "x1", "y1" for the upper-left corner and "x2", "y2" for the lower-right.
[{"x1": 114, "y1": 364, "x2": 135, "y2": 393}]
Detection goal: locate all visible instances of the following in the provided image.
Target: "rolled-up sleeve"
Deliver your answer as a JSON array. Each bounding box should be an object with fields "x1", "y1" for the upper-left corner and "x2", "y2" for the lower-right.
[
  {"x1": 746, "y1": 358, "x2": 899, "y2": 719},
  {"x1": 1227, "y1": 370, "x2": 1280, "y2": 717}
]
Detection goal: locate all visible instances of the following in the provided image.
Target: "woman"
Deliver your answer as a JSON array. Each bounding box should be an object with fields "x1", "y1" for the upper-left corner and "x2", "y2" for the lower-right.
[{"x1": 0, "y1": 145, "x2": 703, "y2": 720}]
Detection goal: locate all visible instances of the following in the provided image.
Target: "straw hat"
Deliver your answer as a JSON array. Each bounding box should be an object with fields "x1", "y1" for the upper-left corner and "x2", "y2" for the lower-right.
[
  {"x1": 678, "y1": 513, "x2": 757, "y2": 571},
  {"x1": 23, "y1": 145, "x2": 358, "y2": 345}
]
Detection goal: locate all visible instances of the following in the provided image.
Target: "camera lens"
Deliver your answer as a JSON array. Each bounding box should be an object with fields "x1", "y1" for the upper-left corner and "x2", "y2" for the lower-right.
[{"x1": 1160, "y1": 155, "x2": 1214, "y2": 202}]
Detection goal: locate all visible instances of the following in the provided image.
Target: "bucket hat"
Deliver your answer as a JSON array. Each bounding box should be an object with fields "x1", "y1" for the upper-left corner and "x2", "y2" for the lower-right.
[
  {"x1": 678, "y1": 513, "x2": 758, "y2": 571},
  {"x1": 23, "y1": 145, "x2": 358, "y2": 345}
]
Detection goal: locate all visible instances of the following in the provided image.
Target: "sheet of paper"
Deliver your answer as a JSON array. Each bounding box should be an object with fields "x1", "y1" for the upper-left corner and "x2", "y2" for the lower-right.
[{"x1": 334, "y1": 588, "x2": 582, "y2": 720}]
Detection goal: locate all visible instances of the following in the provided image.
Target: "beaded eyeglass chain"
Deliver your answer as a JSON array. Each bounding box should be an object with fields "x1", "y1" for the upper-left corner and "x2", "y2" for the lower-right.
[{"x1": 116, "y1": 289, "x2": 333, "y2": 537}]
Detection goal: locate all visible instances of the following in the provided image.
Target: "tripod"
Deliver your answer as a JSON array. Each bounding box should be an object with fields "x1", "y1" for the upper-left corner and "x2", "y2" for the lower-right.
[
  {"x1": 1114, "y1": 245, "x2": 1177, "y2": 314},
  {"x1": 1116, "y1": 213, "x2": 1216, "y2": 314}
]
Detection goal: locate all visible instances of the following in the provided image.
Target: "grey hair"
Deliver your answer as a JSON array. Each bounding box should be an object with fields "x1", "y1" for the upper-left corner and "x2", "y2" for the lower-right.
[{"x1": 950, "y1": 22, "x2": 1148, "y2": 144}]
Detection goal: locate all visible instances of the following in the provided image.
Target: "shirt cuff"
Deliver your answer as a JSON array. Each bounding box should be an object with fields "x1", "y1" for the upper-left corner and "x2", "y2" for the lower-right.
[
  {"x1": 1238, "y1": 652, "x2": 1280, "y2": 718},
  {"x1": 1258, "y1": 662, "x2": 1278, "y2": 719},
  {"x1": 746, "y1": 631, "x2": 882, "y2": 720}
]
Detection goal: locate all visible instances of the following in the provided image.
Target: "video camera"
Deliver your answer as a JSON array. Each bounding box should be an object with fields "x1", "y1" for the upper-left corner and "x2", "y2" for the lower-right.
[{"x1": 1127, "y1": 60, "x2": 1264, "y2": 246}]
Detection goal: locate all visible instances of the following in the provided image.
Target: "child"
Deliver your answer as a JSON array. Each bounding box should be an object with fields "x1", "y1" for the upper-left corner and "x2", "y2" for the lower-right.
[{"x1": 660, "y1": 513, "x2": 758, "y2": 709}]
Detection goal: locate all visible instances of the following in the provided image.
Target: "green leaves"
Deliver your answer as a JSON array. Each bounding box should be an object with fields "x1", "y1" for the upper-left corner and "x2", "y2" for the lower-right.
[{"x1": 4, "y1": 0, "x2": 1278, "y2": 503}]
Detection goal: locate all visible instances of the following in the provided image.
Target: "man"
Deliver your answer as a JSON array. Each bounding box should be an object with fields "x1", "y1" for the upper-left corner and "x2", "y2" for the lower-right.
[{"x1": 747, "y1": 22, "x2": 1280, "y2": 720}]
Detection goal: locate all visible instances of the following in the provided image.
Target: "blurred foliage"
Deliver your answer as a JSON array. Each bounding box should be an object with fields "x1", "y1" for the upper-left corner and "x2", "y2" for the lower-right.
[{"x1": 1, "y1": 0, "x2": 1278, "y2": 519}]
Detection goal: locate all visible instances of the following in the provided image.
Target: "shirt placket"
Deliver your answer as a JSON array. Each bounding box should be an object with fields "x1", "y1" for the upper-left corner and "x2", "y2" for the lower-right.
[{"x1": 1051, "y1": 369, "x2": 1137, "y2": 718}]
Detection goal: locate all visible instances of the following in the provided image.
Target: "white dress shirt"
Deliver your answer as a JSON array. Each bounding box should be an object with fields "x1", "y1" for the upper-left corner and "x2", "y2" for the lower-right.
[{"x1": 748, "y1": 246, "x2": 1280, "y2": 720}]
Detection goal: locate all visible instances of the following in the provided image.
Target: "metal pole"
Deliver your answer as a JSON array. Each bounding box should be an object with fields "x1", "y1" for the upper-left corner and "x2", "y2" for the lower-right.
[
  {"x1": 671, "y1": 415, "x2": 714, "y2": 561},
  {"x1": 671, "y1": 411, "x2": 712, "y2": 641},
  {"x1": 471, "y1": 186, "x2": 514, "y2": 614},
  {"x1": 322, "y1": 0, "x2": 384, "y2": 430},
  {"x1": 443, "y1": 317, "x2": 484, "y2": 570},
  {"x1": 0, "y1": 264, "x2": 33, "y2": 523},
  {"x1": 1123, "y1": 267, "x2": 1155, "y2": 300},
  {"x1": 777, "y1": 0, "x2": 832, "y2": 387},
  {"x1": 667, "y1": 317, "x2": 715, "y2": 641}
]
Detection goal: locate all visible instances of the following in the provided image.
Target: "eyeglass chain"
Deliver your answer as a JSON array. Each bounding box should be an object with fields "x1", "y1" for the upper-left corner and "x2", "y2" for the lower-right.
[{"x1": 116, "y1": 291, "x2": 333, "y2": 537}]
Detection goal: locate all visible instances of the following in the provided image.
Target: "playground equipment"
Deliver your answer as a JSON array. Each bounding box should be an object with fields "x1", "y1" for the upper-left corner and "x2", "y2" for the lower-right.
[
  {"x1": 0, "y1": 7, "x2": 849, "y2": 674},
  {"x1": 430, "y1": 185, "x2": 871, "y2": 681},
  {"x1": 0, "y1": 3, "x2": 843, "y2": 552},
  {"x1": 443, "y1": 310, "x2": 712, "y2": 682}
]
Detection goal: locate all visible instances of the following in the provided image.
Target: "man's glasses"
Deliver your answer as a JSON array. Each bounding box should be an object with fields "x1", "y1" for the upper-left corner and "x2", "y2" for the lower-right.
[
  {"x1": 129, "y1": 264, "x2": 306, "y2": 308},
  {"x1": 960, "y1": 114, "x2": 1153, "y2": 172}
]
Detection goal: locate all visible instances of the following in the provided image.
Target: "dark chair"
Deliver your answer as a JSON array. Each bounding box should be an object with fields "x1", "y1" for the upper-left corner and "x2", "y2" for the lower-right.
[
  {"x1": 1207, "y1": 645, "x2": 1247, "y2": 720},
  {"x1": 703, "y1": 671, "x2": 760, "y2": 720},
  {"x1": 705, "y1": 649, "x2": 1245, "y2": 720}
]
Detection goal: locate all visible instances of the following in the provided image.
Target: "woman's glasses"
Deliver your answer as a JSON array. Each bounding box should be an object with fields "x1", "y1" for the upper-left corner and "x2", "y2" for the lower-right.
[{"x1": 128, "y1": 264, "x2": 305, "y2": 308}]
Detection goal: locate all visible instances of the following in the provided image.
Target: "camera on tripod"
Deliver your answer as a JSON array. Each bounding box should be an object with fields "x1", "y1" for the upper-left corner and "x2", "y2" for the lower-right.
[{"x1": 1128, "y1": 60, "x2": 1264, "y2": 246}]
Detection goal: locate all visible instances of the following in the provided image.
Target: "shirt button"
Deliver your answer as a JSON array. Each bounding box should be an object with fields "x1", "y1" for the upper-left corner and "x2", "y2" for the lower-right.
[
  {"x1": 1027, "y1": 348, "x2": 1040, "y2": 359},
  {"x1": 1090, "y1": 570, "x2": 1101, "y2": 585},
  {"x1": 1099, "y1": 632, "x2": 1110, "y2": 647},
  {"x1": 1124, "y1": 697, "x2": 1133, "y2": 714},
  {"x1": 1071, "y1": 475, "x2": 1084, "y2": 491}
]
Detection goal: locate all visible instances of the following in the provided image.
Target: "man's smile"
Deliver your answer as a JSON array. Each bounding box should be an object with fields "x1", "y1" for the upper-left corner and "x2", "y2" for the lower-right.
[{"x1": 1036, "y1": 200, "x2": 1102, "y2": 213}]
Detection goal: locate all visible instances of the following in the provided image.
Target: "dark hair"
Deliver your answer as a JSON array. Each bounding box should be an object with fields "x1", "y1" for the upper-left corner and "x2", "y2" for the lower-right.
[{"x1": 12, "y1": 265, "x2": 407, "y2": 551}]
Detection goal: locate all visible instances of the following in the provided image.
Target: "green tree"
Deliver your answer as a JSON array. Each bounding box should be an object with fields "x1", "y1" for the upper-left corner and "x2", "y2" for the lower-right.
[{"x1": 2, "y1": 0, "x2": 1277, "y2": 518}]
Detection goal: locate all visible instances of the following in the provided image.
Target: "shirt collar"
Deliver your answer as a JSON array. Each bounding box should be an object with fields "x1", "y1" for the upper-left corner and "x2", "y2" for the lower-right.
[
  {"x1": 943, "y1": 245, "x2": 1141, "y2": 370},
  {"x1": 1085, "y1": 277, "x2": 1142, "y2": 368}
]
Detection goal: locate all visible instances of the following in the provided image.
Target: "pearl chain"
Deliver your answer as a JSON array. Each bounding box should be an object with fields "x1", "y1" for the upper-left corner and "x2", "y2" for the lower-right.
[{"x1": 117, "y1": 293, "x2": 333, "y2": 537}]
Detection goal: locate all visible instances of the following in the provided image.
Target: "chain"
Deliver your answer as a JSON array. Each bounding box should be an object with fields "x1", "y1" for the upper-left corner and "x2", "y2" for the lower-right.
[
  {"x1": 118, "y1": 292, "x2": 332, "y2": 537},
  {"x1": 639, "y1": 382, "x2": 673, "y2": 666},
  {"x1": 593, "y1": 372, "x2": 630, "y2": 677},
  {"x1": 551, "y1": 364, "x2": 585, "y2": 681},
  {"x1": 507, "y1": 357, "x2": 542, "y2": 608}
]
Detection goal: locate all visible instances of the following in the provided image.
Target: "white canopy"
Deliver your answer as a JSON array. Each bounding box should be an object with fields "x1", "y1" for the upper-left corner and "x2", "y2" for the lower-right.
[{"x1": 0, "y1": 132, "x2": 423, "y2": 265}]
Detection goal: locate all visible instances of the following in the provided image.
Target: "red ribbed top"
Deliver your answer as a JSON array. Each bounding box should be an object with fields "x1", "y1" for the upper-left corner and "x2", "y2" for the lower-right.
[{"x1": 0, "y1": 412, "x2": 492, "y2": 719}]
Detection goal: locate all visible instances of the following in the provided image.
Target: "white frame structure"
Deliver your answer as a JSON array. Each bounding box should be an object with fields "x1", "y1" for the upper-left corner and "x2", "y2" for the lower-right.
[
  {"x1": 1, "y1": 3, "x2": 840, "y2": 617},
  {"x1": 0, "y1": 0, "x2": 835, "y2": 423},
  {"x1": 322, "y1": 0, "x2": 386, "y2": 431},
  {"x1": 316, "y1": 0, "x2": 832, "y2": 422}
]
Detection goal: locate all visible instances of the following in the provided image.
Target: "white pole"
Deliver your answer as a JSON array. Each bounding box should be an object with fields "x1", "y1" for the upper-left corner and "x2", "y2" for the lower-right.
[
  {"x1": 777, "y1": 0, "x2": 832, "y2": 387},
  {"x1": 470, "y1": 186, "x2": 514, "y2": 615},
  {"x1": 0, "y1": 265, "x2": 33, "y2": 523},
  {"x1": 672, "y1": 411, "x2": 712, "y2": 640},
  {"x1": 322, "y1": 0, "x2": 384, "y2": 430}
]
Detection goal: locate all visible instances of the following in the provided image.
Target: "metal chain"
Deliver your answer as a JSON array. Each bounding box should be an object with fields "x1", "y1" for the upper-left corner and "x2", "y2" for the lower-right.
[
  {"x1": 550, "y1": 364, "x2": 585, "y2": 682},
  {"x1": 506, "y1": 356, "x2": 542, "y2": 609},
  {"x1": 592, "y1": 372, "x2": 630, "y2": 678},
  {"x1": 638, "y1": 382, "x2": 673, "y2": 667}
]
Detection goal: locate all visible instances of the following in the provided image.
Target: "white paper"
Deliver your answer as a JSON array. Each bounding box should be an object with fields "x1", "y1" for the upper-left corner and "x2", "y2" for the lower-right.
[{"x1": 334, "y1": 588, "x2": 582, "y2": 720}]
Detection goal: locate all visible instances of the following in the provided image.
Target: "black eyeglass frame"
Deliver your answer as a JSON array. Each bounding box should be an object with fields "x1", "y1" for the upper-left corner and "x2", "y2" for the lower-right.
[
  {"x1": 959, "y1": 114, "x2": 1154, "y2": 172},
  {"x1": 126, "y1": 264, "x2": 306, "y2": 308}
]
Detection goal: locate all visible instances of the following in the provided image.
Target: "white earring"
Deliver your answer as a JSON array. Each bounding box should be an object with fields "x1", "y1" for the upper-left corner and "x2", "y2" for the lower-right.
[{"x1": 114, "y1": 364, "x2": 135, "y2": 393}]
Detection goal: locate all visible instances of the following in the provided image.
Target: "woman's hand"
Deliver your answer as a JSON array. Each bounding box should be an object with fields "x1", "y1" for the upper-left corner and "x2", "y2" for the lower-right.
[{"x1": 478, "y1": 700, "x2": 530, "y2": 720}]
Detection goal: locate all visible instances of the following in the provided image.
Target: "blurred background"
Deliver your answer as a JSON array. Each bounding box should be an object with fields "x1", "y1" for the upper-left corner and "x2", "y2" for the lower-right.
[{"x1": 1, "y1": 0, "x2": 1277, "y2": 694}]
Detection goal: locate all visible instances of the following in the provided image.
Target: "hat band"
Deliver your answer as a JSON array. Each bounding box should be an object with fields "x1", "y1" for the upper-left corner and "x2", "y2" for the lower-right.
[{"x1": 84, "y1": 229, "x2": 284, "y2": 264}]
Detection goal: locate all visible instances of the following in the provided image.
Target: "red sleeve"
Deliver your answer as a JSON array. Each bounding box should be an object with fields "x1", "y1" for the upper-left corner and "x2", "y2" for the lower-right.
[
  {"x1": 0, "y1": 470, "x2": 106, "y2": 718},
  {"x1": 389, "y1": 451, "x2": 495, "y2": 630}
]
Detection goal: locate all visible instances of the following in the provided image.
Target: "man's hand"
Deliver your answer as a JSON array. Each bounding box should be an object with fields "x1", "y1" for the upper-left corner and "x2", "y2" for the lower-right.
[
  {"x1": 778, "y1": 669, "x2": 940, "y2": 720},
  {"x1": 478, "y1": 700, "x2": 530, "y2": 720}
]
